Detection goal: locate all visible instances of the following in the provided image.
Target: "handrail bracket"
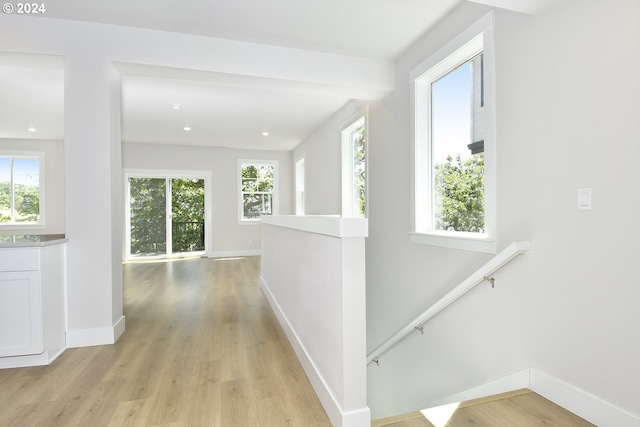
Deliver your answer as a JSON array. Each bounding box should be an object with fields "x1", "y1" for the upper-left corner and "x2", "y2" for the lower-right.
[{"x1": 484, "y1": 275, "x2": 496, "y2": 288}]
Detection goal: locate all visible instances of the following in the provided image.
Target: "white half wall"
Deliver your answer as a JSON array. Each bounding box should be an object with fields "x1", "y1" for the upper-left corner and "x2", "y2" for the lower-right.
[{"x1": 260, "y1": 215, "x2": 370, "y2": 427}]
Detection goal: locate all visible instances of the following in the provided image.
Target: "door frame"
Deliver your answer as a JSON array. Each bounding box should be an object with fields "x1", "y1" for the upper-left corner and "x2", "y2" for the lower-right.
[{"x1": 123, "y1": 169, "x2": 213, "y2": 261}]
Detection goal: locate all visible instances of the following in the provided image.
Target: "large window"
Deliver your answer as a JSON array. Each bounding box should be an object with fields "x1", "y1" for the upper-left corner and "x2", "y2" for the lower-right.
[
  {"x1": 0, "y1": 154, "x2": 43, "y2": 226},
  {"x1": 411, "y1": 13, "x2": 495, "y2": 253},
  {"x1": 342, "y1": 115, "x2": 367, "y2": 218},
  {"x1": 238, "y1": 160, "x2": 278, "y2": 222}
]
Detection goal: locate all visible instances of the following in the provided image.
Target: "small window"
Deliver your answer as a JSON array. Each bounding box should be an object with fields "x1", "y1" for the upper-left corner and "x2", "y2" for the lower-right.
[
  {"x1": 295, "y1": 156, "x2": 305, "y2": 215},
  {"x1": 0, "y1": 154, "x2": 44, "y2": 226},
  {"x1": 411, "y1": 13, "x2": 495, "y2": 253},
  {"x1": 238, "y1": 160, "x2": 278, "y2": 222},
  {"x1": 342, "y1": 115, "x2": 367, "y2": 218}
]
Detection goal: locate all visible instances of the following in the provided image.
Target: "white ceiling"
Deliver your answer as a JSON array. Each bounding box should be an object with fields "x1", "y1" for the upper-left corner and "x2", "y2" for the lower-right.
[
  {"x1": 0, "y1": 54, "x2": 64, "y2": 141},
  {"x1": 40, "y1": 0, "x2": 462, "y2": 61},
  {"x1": 0, "y1": 0, "x2": 555, "y2": 150}
]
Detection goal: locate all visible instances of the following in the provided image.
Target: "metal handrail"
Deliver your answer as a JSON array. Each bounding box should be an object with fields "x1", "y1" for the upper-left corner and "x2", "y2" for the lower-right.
[{"x1": 367, "y1": 241, "x2": 531, "y2": 366}]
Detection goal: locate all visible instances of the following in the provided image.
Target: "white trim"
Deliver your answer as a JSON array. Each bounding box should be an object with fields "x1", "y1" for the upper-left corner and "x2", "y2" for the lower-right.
[
  {"x1": 208, "y1": 249, "x2": 262, "y2": 258},
  {"x1": 0, "y1": 150, "x2": 46, "y2": 227},
  {"x1": 410, "y1": 12, "x2": 496, "y2": 253},
  {"x1": 409, "y1": 12, "x2": 494, "y2": 82},
  {"x1": 261, "y1": 215, "x2": 368, "y2": 238},
  {"x1": 236, "y1": 220, "x2": 262, "y2": 226},
  {"x1": 294, "y1": 153, "x2": 305, "y2": 215},
  {"x1": 237, "y1": 159, "x2": 280, "y2": 222},
  {"x1": 529, "y1": 369, "x2": 640, "y2": 427},
  {"x1": 341, "y1": 110, "x2": 368, "y2": 218},
  {"x1": 410, "y1": 231, "x2": 497, "y2": 254},
  {"x1": 65, "y1": 317, "x2": 125, "y2": 348},
  {"x1": 417, "y1": 368, "x2": 640, "y2": 427},
  {"x1": 261, "y1": 276, "x2": 371, "y2": 427},
  {"x1": 123, "y1": 169, "x2": 212, "y2": 261},
  {"x1": 113, "y1": 315, "x2": 125, "y2": 342},
  {"x1": 0, "y1": 347, "x2": 65, "y2": 369}
]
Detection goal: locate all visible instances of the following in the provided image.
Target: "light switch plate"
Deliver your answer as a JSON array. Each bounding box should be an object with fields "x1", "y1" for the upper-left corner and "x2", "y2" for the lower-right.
[{"x1": 578, "y1": 188, "x2": 592, "y2": 210}]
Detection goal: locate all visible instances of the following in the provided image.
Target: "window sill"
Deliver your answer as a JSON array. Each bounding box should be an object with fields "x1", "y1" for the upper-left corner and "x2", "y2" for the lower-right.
[
  {"x1": 238, "y1": 220, "x2": 262, "y2": 226},
  {"x1": 410, "y1": 231, "x2": 496, "y2": 254},
  {"x1": 0, "y1": 223, "x2": 46, "y2": 230}
]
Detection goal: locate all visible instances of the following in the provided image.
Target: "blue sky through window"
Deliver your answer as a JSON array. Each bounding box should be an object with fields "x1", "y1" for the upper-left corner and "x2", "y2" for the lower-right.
[
  {"x1": 0, "y1": 157, "x2": 40, "y2": 186},
  {"x1": 431, "y1": 61, "x2": 471, "y2": 165}
]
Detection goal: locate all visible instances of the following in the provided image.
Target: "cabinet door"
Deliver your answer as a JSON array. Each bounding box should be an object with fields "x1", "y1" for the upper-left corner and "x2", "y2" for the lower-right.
[{"x1": 0, "y1": 271, "x2": 42, "y2": 357}]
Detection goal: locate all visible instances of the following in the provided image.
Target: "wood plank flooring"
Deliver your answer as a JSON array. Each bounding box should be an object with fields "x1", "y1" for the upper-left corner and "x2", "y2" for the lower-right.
[
  {"x1": 0, "y1": 256, "x2": 331, "y2": 427},
  {"x1": 372, "y1": 389, "x2": 595, "y2": 427}
]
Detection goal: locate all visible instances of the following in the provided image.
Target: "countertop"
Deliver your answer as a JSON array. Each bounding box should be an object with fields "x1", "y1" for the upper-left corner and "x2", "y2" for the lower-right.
[{"x1": 0, "y1": 234, "x2": 68, "y2": 248}]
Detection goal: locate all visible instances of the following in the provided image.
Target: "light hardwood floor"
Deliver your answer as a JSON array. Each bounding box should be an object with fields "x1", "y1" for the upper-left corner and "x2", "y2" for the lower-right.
[
  {"x1": 372, "y1": 389, "x2": 595, "y2": 427},
  {"x1": 0, "y1": 256, "x2": 331, "y2": 427}
]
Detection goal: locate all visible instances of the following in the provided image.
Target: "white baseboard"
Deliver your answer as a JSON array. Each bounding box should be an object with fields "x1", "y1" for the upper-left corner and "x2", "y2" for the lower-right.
[
  {"x1": 421, "y1": 368, "x2": 639, "y2": 427},
  {"x1": 66, "y1": 316, "x2": 126, "y2": 348},
  {"x1": 529, "y1": 369, "x2": 640, "y2": 427},
  {"x1": 0, "y1": 346, "x2": 66, "y2": 369},
  {"x1": 260, "y1": 276, "x2": 370, "y2": 427},
  {"x1": 208, "y1": 249, "x2": 261, "y2": 258},
  {"x1": 113, "y1": 315, "x2": 126, "y2": 342},
  {"x1": 47, "y1": 346, "x2": 66, "y2": 365},
  {"x1": 343, "y1": 407, "x2": 374, "y2": 427}
]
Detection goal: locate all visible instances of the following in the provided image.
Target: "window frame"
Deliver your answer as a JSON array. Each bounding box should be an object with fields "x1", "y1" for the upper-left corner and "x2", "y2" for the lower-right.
[
  {"x1": 237, "y1": 159, "x2": 279, "y2": 224},
  {"x1": 341, "y1": 113, "x2": 368, "y2": 218},
  {"x1": 410, "y1": 12, "x2": 496, "y2": 254},
  {"x1": 123, "y1": 169, "x2": 212, "y2": 260},
  {"x1": 294, "y1": 154, "x2": 305, "y2": 215},
  {"x1": 0, "y1": 151, "x2": 45, "y2": 229}
]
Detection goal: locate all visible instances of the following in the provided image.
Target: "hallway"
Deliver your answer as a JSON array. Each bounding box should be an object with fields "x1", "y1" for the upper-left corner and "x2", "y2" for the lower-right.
[{"x1": 0, "y1": 256, "x2": 330, "y2": 426}]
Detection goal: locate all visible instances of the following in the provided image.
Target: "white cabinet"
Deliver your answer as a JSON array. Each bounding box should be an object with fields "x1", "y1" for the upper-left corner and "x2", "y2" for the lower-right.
[
  {"x1": 0, "y1": 243, "x2": 66, "y2": 368},
  {"x1": 0, "y1": 269, "x2": 42, "y2": 357}
]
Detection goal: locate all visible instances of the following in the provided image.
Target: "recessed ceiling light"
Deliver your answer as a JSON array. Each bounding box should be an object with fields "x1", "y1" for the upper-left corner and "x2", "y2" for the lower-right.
[
  {"x1": 27, "y1": 127, "x2": 37, "y2": 132},
  {"x1": 183, "y1": 126, "x2": 191, "y2": 131},
  {"x1": 262, "y1": 131, "x2": 269, "y2": 136},
  {"x1": 171, "y1": 104, "x2": 183, "y2": 110}
]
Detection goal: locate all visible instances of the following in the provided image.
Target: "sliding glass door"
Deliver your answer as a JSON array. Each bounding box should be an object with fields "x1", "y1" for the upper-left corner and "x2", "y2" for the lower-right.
[
  {"x1": 129, "y1": 177, "x2": 167, "y2": 256},
  {"x1": 127, "y1": 174, "x2": 207, "y2": 259},
  {"x1": 170, "y1": 178, "x2": 205, "y2": 254}
]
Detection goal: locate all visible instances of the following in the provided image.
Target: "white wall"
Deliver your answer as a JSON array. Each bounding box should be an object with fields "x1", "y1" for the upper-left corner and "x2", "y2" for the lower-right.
[
  {"x1": 123, "y1": 143, "x2": 293, "y2": 256},
  {"x1": 297, "y1": 0, "x2": 640, "y2": 422},
  {"x1": 0, "y1": 139, "x2": 65, "y2": 235},
  {"x1": 293, "y1": 100, "x2": 369, "y2": 215},
  {"x1": 0, "y1": 12, "x2": 382, "y2": 346}
]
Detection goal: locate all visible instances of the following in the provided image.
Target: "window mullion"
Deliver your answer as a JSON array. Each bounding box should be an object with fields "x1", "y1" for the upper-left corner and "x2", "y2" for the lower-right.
[{"x1": 166, "y1": 178, "x2": 172, "y2": 255}]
